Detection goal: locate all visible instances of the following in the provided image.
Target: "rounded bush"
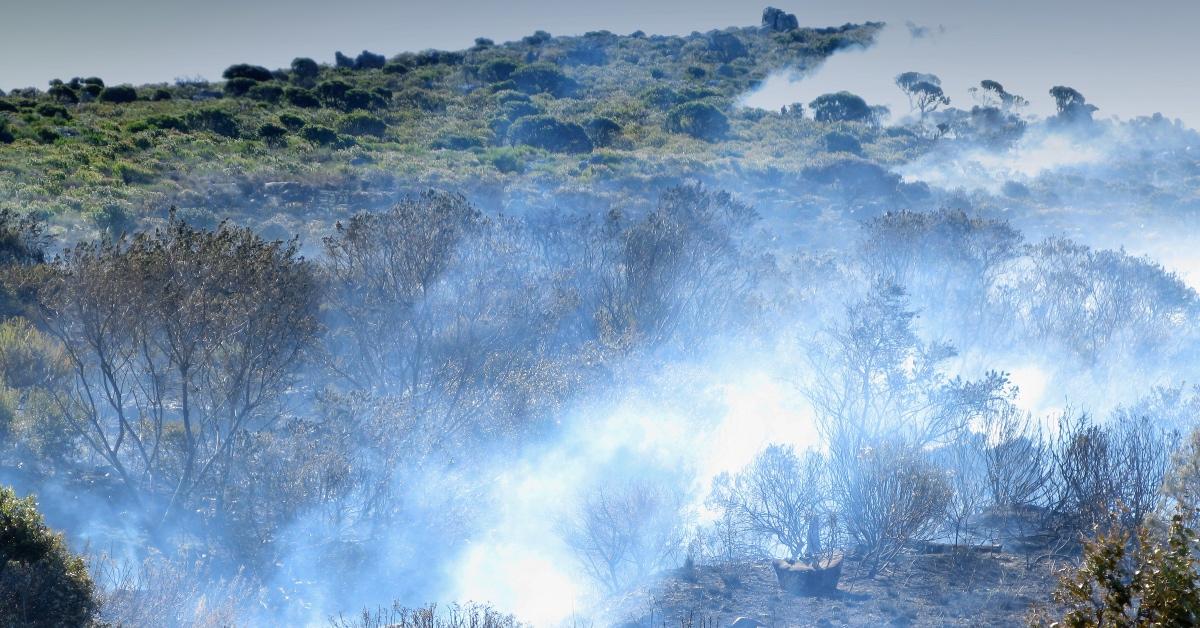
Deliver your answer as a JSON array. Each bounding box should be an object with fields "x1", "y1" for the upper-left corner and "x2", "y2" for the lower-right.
[
  {"x1": 185, "y1": 108, "x2": 239, "y2": 138},
  {"x1": 247, "y1": 84, "x2": 284, "y2": 103},
  {"x1": 479, "y1": 59, "x2": 520, "y2": 83},
  {"x1": 301, "y1": 124, "x2": 339, "y2": 146},
  {"x1": 222, "y1": 63, "x2": 273, "y2": 82},
  {"x1": 337, "y1": 112, "x2": 387, "y2": 137},
  {"x1": 284, "y1": 87, "x2": 320, "y2": 108},
  {"x1": 223, "y1": 77, "x2": 257, "y2": 97},
  {"x1": 98, "y1": 85, "x2": 138, "y2": 103},
  {"x1": 278, "y1": 113, "x2": 305, "y2": 130},
  {"x1": 585, "y1": 117, "x2": 622, "y2": 147},
  {"x1": 510, "y1": 64, "x2": 576, "y2": 97},
  {"x1": 664, "y1": 101, "x2": 729, "y2": 141},
  {"x1": 354, "y1": 50, "x2": 386, "y2": 70},
  {"x1": 507, "y1": 115, "x2": 592, "y2": 153},
  {"x1": 290, "y1": 57, "x2": 320, "y2": 80}
]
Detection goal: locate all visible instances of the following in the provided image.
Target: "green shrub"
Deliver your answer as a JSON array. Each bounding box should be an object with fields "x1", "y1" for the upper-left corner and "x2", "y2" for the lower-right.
[
  {"x1": 150, "y1": 88, "x2": 172, "y2": 101},
  {"x1": 47, "y1": 84, "x2": 78, "y2": 104},
  {"x1": 0, "y1": 486, "x2": 98, "y2": 627},
  {"x1": 340, "y1": 89, "x2": 388, "y2": 112},
  {"x1": 479, "y1": 58, "x2": 520, "y2": 83},
  {"x1": 809, "y1": 91, "x2": 872, "y2": 122},
  {"x1": 432, "y1": 134, "x2": 483, "y2": 150},
  {"x1": 510, "y1": 63, "x2": 576, "y2": 97},
  {"x1": 316, "y1": 79, "x2": 352, "y2": 104},
  {"x1": 641, "y1": 85, "x2": 681, "y2": 109},
  {"x1": 139, "y1": 114, "x2": 187, "y2": 132},
  {"x1": 278, "y1": 113, "x2": 305, "y2": 130},
  {"x1": 354, "y1": 50, "x2": 386, "y2": 70},
  {"x1": 185, "y1": 108, "x2": 239, "y2": 138},
  {"x1": 247, "y1": 83, "x2": 284, "y2": 103},
  {"x1": 585, "y1": 117, "x2": 622, "y2": 147},
  {"x1": 258, "y1": 123, "x2": 288, "y2": 143},
  {"x1": 284, "y1": 87, "x2": 320, "y2": 108},
  {"x1": 337, "y1": 112, "x2": 387, "y2": 137},
  {"x1": 98, "y1": 85, "x2": 138, "y2": 103},
  {"x1": 290, "y1": 57, "x2": 320, "y2": 80},
  {"x1": 664, "y1": 101, "x2": 729, "y2": 141},
  {"x1": 301, "y1": 124, "x2": 340, "y2": 146},
  {"x1": 222, "y1": 63, "x2": 273, "y2": 82},
  {"x1": 507, "y1": 115, "x2": 592, "y2": 153},
  {"x1": 34, "y1": 103, "x2": 69, "y2": 120},
  {"x1": 223, "y1": 77, "x2": 257, "y2": 97}
]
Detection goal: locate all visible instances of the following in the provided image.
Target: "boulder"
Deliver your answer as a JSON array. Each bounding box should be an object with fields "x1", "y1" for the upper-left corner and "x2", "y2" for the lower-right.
[
  {"x1": 772, "y1": 555, "x2": 843, "y2": 595},
  {"x1": 762, "y1": 7, "x2": 799, "y2": 32}
]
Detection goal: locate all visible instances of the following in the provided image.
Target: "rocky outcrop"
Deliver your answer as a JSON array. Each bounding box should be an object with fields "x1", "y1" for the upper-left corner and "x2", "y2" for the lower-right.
[{"x1": 761, "y1": 7, "x2": 799, "y2": 32}]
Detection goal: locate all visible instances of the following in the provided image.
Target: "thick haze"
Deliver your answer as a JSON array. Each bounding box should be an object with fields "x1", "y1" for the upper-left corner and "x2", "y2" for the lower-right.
[{"x1": 2, "y1": 0, "x2": 1197, "y2": 126}]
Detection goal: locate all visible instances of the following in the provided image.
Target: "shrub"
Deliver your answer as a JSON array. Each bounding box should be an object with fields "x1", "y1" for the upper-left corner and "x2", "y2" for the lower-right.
[
  {"x1": 278, "y1": 113, "x2": 305, "y2": 130},
  {"x1": 641, "y1": 85, "x2": 681, "y2": 109},
  {"x1": 509, "y1": 63, "x2": 576, "y2": 97},
  {"x1": 337, "y1": 112, "x2": 387, "y2": 138},
  {"x1": 507, "y1": 115, "x2": 592, "y2": 153},
  {"x1": 222, "y1": 64, "x2": 273, "y2": 82},
  {"x1": 585, "y1": 117, "x2": 622, "y2": 147},
  {"x1": 0, "y1": 121, "x2": 12, "y2": 145},
  {"x1": 35, "y1": 103, "x2": 69, "y2": 120},
  {"x1": 839, "y1": 440, "x2": 951, "y2": 576},
  {"x1": 47, "y1": 84, "x2": 78, "y2": 104},
  {"x1": 142, "y1": 114, "x2": 188, "y2": 132},
  {"x1": 0, "y1": 486, "x2": 98, "y2": 627},
  {"x1": 479, "y1": 58, "x2": 519, "y2": 83},
  {"x1": 316, "y1": 79, "x2": 352, "y2": 104},
  {"x1": 246, "y1": 83, "x2": 283, "y2": 103},
  {"x1": 258, "y1": 123, "x2": 288, "y2": 143},
  {"x1": 150, "y1": 88, "x2": 172, "y2": 101},
  {"x1": 334, "y1": 51, "x2": 354, "y2": 68},
  {"x1": 340, "y1": 89, "x2": 387, "y2": 112},
  {"x1": 184, "y1": 108, "x2": 239, "y2": 138},
  {"x1": 301, "y1": 124, "x2": 340, "y2": 146},
  {"x1": 223, "y1": 77, "x2": 258, "y2": 97},
  {"x1": 290, "y1": 57, "x2": 320, "y2": 80},
  {"x1": 283, "y1": 87, "x2": 320, "y2": 108},
  {"x1": 432, "y1": 134, "x2": 483, "y2": 150},
  {"x1": 98, "y1": 85, "x2": 138, "y2": 103},
  {"x1": 664, "y1": 101, "x2": 729, "y2": 141},
  {"x1": 354, "y1": 50, "x2": 386, "y2": 70},
  {"x1": 823, "y1": 131, "x2": 862, "y2": 154},
  {"x1": 1035, "y1": 511, "x2": 1200, "y2": 627}
]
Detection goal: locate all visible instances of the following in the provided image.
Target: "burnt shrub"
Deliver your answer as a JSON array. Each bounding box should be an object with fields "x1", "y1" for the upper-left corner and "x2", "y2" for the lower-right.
[
  {"x1": 98, "y1": 85, "x2": 138, "y2": 103},
  {"x1": 507, "y1": 115, "x2": 592, "y2": 153},
  {"x1": 222, "y1": 64, "x2": 273, "y2": 82},
  {"x1": 664, "y1": 101, "x2": 729, "y2": 141}
]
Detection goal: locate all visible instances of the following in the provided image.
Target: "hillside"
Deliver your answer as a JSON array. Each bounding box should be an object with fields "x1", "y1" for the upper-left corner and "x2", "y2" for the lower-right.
[{"x1": 0, "y1": 13, "x2": 889, "y2": 242}]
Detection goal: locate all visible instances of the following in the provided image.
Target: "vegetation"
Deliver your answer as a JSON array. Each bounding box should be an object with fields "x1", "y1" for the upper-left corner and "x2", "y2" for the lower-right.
[{"x1": 0, "y1": 486, "x2": 98, "y2": 627}]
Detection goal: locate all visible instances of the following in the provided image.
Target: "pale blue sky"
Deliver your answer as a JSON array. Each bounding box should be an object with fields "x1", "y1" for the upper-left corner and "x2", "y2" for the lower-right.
[{"x1": 1, "y1": 0, "x2": 1197, "y2": 125}]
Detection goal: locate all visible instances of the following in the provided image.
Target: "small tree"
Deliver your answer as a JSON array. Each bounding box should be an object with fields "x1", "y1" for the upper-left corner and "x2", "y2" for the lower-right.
[
  {"x1": 0, "y1": 486, "x2": 98, "y2": 627},
  {"x1": 808, "y1": 91, "x2": 872, "y2": 122},
  {"x1": 895, "y1": 72, "x2": 949, "y2": 117}
]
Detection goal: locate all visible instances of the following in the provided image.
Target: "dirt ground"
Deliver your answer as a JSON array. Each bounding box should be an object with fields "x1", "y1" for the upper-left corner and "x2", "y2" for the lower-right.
[{"x1": 603, "y1": 550, "x2": 1066, "y2": 627}]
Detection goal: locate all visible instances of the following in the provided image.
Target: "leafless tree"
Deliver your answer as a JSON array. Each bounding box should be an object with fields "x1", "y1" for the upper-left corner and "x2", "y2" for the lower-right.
[
  {"x1": 562, "y1": 479, "x2": 689, "y2": 594},
  {"x1": 707, "y1": 445, "x2": 832, "y2": 562}
]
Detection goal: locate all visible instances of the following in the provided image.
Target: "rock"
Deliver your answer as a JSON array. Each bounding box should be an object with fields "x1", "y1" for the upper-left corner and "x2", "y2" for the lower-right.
[
  {"x1": 762, "y1": 7, "x2": 799, "y2": 32},
  {"x1": 772, "y1": 555, "x2": 843, "y2": 595}
]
